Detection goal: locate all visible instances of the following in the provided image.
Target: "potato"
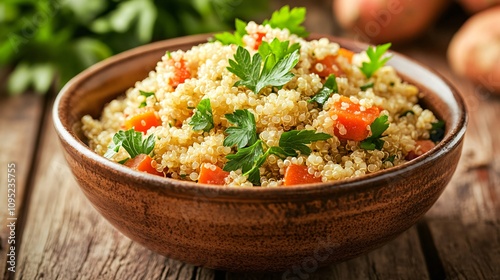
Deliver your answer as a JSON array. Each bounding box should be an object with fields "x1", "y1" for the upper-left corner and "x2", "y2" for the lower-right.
[
  {"x1": 448, "y1": 6, "x2": 500, "y2": 94},
  {"x1": 457, "y1": 0, "x2": 500, "y2": 13},
  {"x1": 333, "y1": 0, "x2": 450, "y2": 44}
]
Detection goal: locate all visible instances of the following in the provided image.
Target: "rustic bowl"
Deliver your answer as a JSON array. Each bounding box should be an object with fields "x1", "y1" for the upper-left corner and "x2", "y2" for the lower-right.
[{"x1": 53, "y1": 34, "x2": 467, "y2": 272}]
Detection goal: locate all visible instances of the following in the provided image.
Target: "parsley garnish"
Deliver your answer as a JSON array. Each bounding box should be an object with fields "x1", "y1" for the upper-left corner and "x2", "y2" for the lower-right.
[
  {"x1": 309, "y1": 74, "x2": 337, "y2": 106},
  {"x1": 189, "y1": 98, "x2": 214, "y2": 132},
  {"x1": 104, "y1": 129, "x2": 155, "y2": 160},
  {"x1": 430, "y1": 120, "x2": 445, "y2": 143},
  {"x1": 400, "y1": 110, "x2": 415, "y2": 117},
  {"x1": 223, "y1": 128, "x2": 331, "y2": 185},
  {"x1": 360, "y1": 115, "x2": 390, "y2": 150},
  {"x1": 384, "y1": 155, "x2": 396, "y2": 164},
  {"x1": 214, "y1": 6, "x2": 308, "y2": 46},
  {"x1": 227, "y1": 44, "x2": 300, "y2": 94},
  {"x1": 224, "y1": 109, "x2": 258, "y2": 148},
  {"x1": 139, "y1": 90, "x2": 155, "y2": 108},
  {"x1": 213, "y1": 18, "x2": 247, "y2": 46},
  {"x1": 224, "y1": 140, "x2": 264, "y2": 177},
  {"x1": 262, "y1": 6, "x2": 309, "y2": 38},
  {"x1": 258, "y1": 38, "x2": 301, "y2": 70},
  {"x1": 360, "y1": 82, "x2": 374, "y2": 91},
  {"x1": 274, "y1": 130, "x2": 332, "y2": 157},
  {"x1": 359, "y1": 43, "x2": 392, "y2": 78}
]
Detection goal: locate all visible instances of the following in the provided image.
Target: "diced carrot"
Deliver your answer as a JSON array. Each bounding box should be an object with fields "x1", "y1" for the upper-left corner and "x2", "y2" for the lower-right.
[
  {"x1": 167, "y1": 58, "x2": 191, "y2": 88},
  {"x1": 311, "y1": 48, "x2": 355, "y2": 77},
  {"x1": 312, "y1": 55, "x2": 345, "y2": 77},
  {"x1": 338, "y1": 48, "x2": 355, "y2": 62},
  {"x1": 330, "y1": 96, "x2": 380, "y2": 141},
  {"x1": 125, "y1": 154, "x2": 164, "y2": 176},
  {"x1": 405, "y1": 140, "x2": 436, "y2": 160},
  {"x1": 124, "y1": 110, "x2": 161, "y2": 133},
  {"x1": 283, "y1": 164, "x2": 322, "y2": 186},
  {"x1": 198, "y1": 164, "x2": 229, "y2": 185},
  {"x1": 252, "y1": 32, "x2": 266, "y2": 50}
]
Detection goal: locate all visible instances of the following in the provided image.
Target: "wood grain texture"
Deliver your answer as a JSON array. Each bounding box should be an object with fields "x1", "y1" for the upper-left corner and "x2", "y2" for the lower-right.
[
  {"x1": 16, "y1": 112, "x2": 197, "y2": 280},
  {"x1": 401, "y1": 31, "x2": 500, "y2": 279},
  {"x1": 0, "y1": 94, "x2": 45, "y2": 280}
]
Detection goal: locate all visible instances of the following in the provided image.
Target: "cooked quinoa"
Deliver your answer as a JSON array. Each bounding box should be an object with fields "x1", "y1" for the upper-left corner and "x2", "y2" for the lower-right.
[{"x1": 81, "y1": 20, "x2": 439, "y2": 188}]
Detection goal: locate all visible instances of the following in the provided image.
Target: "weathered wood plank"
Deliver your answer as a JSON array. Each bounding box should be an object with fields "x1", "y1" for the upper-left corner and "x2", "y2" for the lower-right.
[
  {"x1": 221, "y1": 227, "x2": 428, "y2": 280},
  {"x1": 0, "y1": 93, "x2": 45, "y2": 279},
  {"x1": 15, "y1": 103, "x2": 196, "y2": 280},
  {"x1": 424, "y1": 99, "x2": 500, "y2": 279},
  {"x1": 402, "y1": 43, "x2": 500, "y2": 279}
]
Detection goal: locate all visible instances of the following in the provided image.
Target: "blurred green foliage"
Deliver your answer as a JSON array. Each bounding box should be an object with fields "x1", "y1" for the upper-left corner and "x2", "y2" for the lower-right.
[{"x1": 0, "y1": 0, "x2": 269, "y2": 95}]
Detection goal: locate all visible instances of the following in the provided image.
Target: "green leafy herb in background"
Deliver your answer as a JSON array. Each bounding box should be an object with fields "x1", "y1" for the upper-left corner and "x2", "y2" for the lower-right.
[{"x1": 0, "y1": 0, "x2": 269, "y2": 95}]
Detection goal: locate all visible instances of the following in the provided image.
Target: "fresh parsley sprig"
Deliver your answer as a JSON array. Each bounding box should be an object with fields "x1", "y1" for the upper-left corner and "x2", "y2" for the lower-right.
[
  {"x1": 224, "y1": 109, "x2": 258, "y2": 148},
  {"x1": 309, "y1": 74, "x2": 337, "y2": 106},
  {"x1": 213, "y1": 6, "x2": 308, "y2": 46},
  {"x1": 213, "y1": 18, "x2": 247, "y2": 46},
  {"x1": 222, "y1": 109, "x2": 332, "y2": 185},
  {"x1": 262, "y1": 6, "x2": 309, "y2": 38},
  {"x1": 276, "y1": 130, "x2": 332, "y2": 157},
  {"x1": 359, "y1": 43, "x2": 392, "y2": 78},
  {"x1": 360, "y1": 115, "x2": 390, "y2": 150},
  {"x1": 227, "y1": 44, "x2": 300, "y2": 94},
  {"x1": 189, "y1": 98, "x2": 214, "y2": 132},
  {"x1": 104, "y1": 129, "x2": 156, "y2": 160}
]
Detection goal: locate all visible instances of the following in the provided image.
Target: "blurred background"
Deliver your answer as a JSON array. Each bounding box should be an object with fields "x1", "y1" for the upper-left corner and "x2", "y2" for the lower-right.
[{"x1": 1, "y1": 0, "x2": 499, "y2": 96}]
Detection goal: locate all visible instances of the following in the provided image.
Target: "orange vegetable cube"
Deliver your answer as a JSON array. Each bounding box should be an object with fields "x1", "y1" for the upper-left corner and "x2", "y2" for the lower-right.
[
  {"x1": 167, "y1": 58, "x2": 191, "y2": 88},
  {"x1": 312, "y1": 55, "x2": 345, "y2": 78},
  {"x1": 198, "y1": 164, "x2": 229, "y2": 185},
  {"x1": 405, "y1": 140, "x2": 436, "y2": 160},
  {"x1": 338, "y1": 47, "x2": 355, "y2": 62},
  {"x1": 330, "y1": 96, "x2": 380, "y2": 141},
  {"x1": 125, "y1": 154, "x2": 164, "y2": 177},
  {"x1": 124, "y1": 110, "x2": 161, "y2": 133},
  {"x1": 283, "y1": 164, "x2": 322, "y2": 186}
]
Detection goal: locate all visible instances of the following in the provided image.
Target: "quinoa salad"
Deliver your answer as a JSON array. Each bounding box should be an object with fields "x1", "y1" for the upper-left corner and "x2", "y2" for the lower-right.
[{"x1": 81, "y1": 6, "x2": 444, "y2": 187}]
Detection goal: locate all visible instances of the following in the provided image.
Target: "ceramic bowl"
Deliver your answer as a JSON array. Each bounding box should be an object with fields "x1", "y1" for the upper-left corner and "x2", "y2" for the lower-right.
[{"x1": 53, "y1": 34, "x2": 467, "y2": 272}]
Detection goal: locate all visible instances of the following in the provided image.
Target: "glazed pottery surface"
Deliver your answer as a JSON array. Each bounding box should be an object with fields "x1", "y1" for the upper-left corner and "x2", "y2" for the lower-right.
[{"x1": 53, "y1": 34, "x2": 467, "y2": 272}]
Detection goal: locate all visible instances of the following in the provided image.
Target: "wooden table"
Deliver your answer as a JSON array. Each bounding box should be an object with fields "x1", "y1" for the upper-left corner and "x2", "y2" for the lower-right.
[{"x1": 1, "y1": 4, "x2": 499, "y2": 280}]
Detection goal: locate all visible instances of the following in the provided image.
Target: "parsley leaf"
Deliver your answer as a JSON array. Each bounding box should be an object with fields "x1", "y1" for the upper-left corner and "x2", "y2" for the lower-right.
[
  {"x1": 189, "y1": 98, "x2": 214, "y2": 132},
  {"x1": 360, "y1": 82, "x2": 374, "y2": 91},
  {"x1": 359, "y1": 43, "x2": 392, "y2": 78},
  {"x1": 104, "y1": 129, "x2": 155, "y2": 159},
  {"x1": 400, "y1": 110, "x2": 415, "y2": 117},
  {"x1": 275, "y1": 130, "x2": 333, "y2": 157},
  {"x1": 430, "y1": 120, "x2": 445, "y2": 142},
  {"x1": 139, "y1": 90, "x2": 155, "y2": 108},
  {"x1": 223, "y1": 128, "x2": 331, "y2": 185},
  {"x1": 360, "y1": 115, "x2": 390, "y2": 150},
  {"x1": 224, "y1": 140, "x2": 264, "y2": 175},
  {"x1": 262, "y1": 6, "x2": 309, "y2": 38},
  {"x1": 258, "y1": 38, "x2": 301, "y2": 70},
  {"x1": 228, "y1": 44, "x2": 300, "y2": 94},
  {"x1": 213, "y1": 18, "x2": 247, "y2": 46},
  {"x1": 309, "y1": 74, "x2": 337, "y2": 106},
  {"x1": 224, "y1": 109, "x2": 258, "y2": 148}
]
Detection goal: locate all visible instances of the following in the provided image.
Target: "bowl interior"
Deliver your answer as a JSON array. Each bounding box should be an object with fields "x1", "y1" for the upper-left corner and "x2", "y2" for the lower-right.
[{"x1": 54, "y1": 33, "x2": 467, "y2": 196}]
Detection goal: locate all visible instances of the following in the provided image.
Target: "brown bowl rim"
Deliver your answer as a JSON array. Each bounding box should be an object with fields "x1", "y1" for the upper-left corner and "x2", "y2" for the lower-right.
[{"x1": 53, "y1": 33, "x2": 467, "y2": 200}]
